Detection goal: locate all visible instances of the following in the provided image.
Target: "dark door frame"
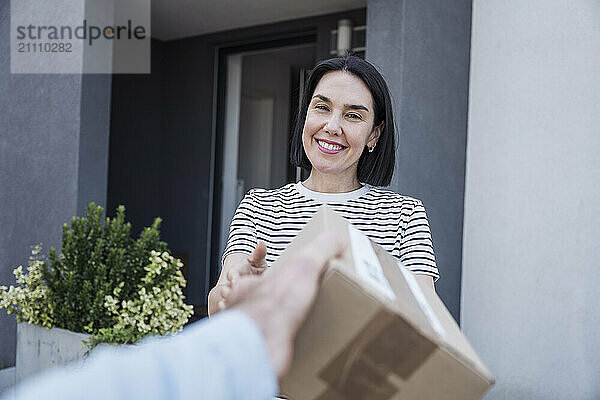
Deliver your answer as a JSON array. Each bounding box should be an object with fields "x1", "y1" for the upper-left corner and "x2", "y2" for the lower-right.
[{"x1": 207, "y1": 32, "x2": 317, "y2": 289}]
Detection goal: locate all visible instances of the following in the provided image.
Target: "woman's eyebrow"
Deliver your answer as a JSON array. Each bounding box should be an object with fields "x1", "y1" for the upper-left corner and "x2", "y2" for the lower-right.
[
  {"x1": 346, "y1": 104, "x2": 369, "y2": 112},
  {"x1": 312, "y1": 94, "x2": 369, "y2": 112},
  {"x1": 312, "y1": 94, "x2": 331, "y2": 102}
]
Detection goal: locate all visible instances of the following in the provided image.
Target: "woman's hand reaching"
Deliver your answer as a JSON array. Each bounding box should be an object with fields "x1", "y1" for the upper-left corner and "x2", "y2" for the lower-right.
[
  {"x1": 208, "y1": 242, "x2": 268, "y2": 315},
  {"x1": 227, "y1": 241, "x2": 268, "y2": 283},
  {"x1": 218, "y1": 242, "x2": 268, "y2": 311}
]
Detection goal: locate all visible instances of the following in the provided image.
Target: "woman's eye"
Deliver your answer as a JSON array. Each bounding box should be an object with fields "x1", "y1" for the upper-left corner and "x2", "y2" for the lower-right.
[
  {"x1": 347, "y1": 113, "x2": 362, "y2": 120},
  {"x1": 315, "y1": 104, "x2": 329, "y2": 111}
]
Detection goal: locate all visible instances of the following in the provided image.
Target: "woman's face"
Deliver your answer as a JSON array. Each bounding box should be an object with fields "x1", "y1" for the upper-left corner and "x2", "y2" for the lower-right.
[{"x1": 302, "y1": 71, "x2": 381, "y2": 179}]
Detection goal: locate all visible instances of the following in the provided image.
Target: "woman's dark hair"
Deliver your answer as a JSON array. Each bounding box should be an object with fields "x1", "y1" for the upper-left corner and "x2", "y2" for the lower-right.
[{"x1": 290, "y1": 54, "x2": 396, "y2": 187}]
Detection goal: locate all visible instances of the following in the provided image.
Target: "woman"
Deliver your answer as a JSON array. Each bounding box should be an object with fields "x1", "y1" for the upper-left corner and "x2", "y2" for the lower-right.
[{"x1": 208, "y1": 55, "x2": 439, "y2": 315}]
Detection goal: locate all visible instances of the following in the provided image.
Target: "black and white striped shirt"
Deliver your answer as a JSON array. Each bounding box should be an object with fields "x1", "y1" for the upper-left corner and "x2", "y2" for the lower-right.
[{"x1": 223, "y1": 182, "x2": 439, "y2": 281}]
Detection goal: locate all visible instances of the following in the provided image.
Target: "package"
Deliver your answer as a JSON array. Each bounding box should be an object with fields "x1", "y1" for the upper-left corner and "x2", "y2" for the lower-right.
[{"x1": 269, "y1": 205, "x2": 494, "y2": 400}]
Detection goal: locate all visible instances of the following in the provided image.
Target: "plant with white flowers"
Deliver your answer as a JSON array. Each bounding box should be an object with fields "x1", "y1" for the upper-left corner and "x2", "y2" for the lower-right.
[
  {"x1": 0, "y1": 245, "x2": 53, "y2": 329},
  {"x1": 0, "y1": 203, "x2": 193, "y2": 348},
  {"x1": 93, "y1": 250, "x2": 193, "y2": 345}
]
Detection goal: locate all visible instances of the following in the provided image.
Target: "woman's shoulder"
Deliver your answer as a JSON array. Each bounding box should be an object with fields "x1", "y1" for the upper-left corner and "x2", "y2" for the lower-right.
[
  {"x1": 363, "y1": 186, "x2": 422, "y2": 207},
  {"x1": 245, "y1": 183, "x2": 300, "y2": 203}
]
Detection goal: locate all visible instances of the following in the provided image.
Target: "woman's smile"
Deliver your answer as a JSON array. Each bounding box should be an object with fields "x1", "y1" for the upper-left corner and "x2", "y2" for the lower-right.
[{"x1": 315, "y1": 138, "x2": 346, "y2": 154}]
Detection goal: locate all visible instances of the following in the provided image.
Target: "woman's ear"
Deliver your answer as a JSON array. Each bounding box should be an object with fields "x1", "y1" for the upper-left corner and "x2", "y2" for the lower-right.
[{"x1": 368, "y1": 122, "x2": 384, "y2": 147}]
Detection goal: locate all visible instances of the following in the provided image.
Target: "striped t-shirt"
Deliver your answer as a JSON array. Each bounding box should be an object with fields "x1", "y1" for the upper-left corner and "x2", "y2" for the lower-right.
[{"x1": 223, "y1": 182, "x2": 439, "y2": 281}]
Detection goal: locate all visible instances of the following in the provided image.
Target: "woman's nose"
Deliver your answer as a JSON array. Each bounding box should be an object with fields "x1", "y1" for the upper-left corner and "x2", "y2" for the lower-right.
[{"x1": 324, "y1": 113, "x2": 342, "y2": 135}]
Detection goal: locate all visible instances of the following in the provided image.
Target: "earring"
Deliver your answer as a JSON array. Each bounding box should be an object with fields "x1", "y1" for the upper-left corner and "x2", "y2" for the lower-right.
[{"x1": 368, "y1": 143, "x2": 376, "y2": 153}]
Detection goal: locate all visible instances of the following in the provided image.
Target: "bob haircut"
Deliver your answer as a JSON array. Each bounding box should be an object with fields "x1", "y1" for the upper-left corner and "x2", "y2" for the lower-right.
[{"x1": 290, "y1": 54, "x2": 396, "y2": 187}]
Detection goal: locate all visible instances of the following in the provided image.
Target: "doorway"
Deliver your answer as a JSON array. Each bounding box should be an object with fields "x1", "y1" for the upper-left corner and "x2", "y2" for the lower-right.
[{"x1": 211, "y1": 39, "x2": 316, "y2": 285}]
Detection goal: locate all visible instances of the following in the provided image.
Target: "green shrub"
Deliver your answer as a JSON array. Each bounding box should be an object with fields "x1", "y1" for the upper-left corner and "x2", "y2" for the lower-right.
[{"x1": 0, "y1": 203, "x2": 193, "y2": 346}]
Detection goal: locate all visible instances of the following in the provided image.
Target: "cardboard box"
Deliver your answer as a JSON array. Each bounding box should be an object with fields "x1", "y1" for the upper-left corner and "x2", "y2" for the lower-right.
[{"x1": 269, "y1": 206, "x2": 494, "y2": 400}]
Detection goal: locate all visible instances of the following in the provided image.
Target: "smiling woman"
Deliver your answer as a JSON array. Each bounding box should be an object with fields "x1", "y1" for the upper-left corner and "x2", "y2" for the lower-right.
[
  {"x1": 301, "y1": 71, "x2": 382, "y2": 191},
  {"x1": 208, "y1": 55, "x2": 439, "y2": 315}
]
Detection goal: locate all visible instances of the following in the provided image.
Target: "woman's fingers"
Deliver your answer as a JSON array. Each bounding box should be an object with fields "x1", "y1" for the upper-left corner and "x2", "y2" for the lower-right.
[
  {"x1": 221, "y1": 285, "x2": 230, "y2": 299},
  {"x1": 227, "y1": 268, "x2": 240, "y2": 284},
  {"x1": 215, "y1": 283, "x2": 231, "y2": 310},
  {"x1": 227, "y1": 263, "x2": 248, "y2": 283}
]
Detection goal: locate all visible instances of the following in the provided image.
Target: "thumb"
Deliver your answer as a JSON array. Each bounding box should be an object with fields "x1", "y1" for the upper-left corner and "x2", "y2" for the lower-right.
[{"x1": 248, "y1": 241, "x2": 267, "y2": 267}]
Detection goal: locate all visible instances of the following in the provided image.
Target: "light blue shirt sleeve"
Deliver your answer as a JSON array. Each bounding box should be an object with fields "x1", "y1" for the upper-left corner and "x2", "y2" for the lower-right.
[{"x1": 4, "y1": 310, "x2": 278, "y2": 400}]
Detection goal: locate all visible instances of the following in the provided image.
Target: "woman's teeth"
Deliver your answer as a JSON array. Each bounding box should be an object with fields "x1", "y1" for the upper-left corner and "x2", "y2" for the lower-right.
[{"x1": 318, "y1": 140, "x2": 343, "y2": 151}]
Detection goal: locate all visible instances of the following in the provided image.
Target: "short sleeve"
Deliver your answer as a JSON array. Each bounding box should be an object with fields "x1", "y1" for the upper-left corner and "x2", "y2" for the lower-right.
[
  {"x1": 221, "y1": 192, "x2": 258, "y2": 265},
  {"x1": 398, "y1": 200, "x2": 440, "y2": 281}
]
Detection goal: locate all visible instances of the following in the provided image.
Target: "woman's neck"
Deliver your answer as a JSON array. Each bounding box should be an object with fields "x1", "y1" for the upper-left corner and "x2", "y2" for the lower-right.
[{"x1": 302, "y1": 170, "x2": 362, "y2": 193}]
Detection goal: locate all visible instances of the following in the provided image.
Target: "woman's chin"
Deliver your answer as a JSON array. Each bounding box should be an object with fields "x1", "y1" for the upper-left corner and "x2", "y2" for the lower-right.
[
  {"x1": 306, "y1": 154, "x2": 355, "y2": 177},
  {"x1": 310, "y1": 164, "x2": 343, "y2": 176}
]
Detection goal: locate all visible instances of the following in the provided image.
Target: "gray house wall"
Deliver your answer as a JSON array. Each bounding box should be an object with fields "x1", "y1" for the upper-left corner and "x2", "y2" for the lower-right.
[
  {"x1": 462, "y1": 0, "x2": 600, "y2": 398},
  {"x1": 366, "y1": 0, "x2": 472, "y2": 321},
  {"x1": 0, "y1": 0, "x2": 112, "y2": 368}
]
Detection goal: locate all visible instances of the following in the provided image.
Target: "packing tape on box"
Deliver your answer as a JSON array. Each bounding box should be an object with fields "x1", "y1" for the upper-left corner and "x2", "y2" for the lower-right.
[{"x1": 317, "y1": 310, "x2": 437, "y2": 400}]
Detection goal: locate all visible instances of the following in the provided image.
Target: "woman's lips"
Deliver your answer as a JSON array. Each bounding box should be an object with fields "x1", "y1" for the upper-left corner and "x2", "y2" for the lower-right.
[{"x1": 315, "y1": 138, "x2": 345, "y2": 155}]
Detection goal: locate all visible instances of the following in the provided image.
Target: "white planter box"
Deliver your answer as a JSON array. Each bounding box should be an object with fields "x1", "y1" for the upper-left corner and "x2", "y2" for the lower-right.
[
  {"x1": 16, "y1": 323, "x2": 90, "y2": 384},
  {"x1": 0, "y1": 366, "x2": 15, "y2": 396}
]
